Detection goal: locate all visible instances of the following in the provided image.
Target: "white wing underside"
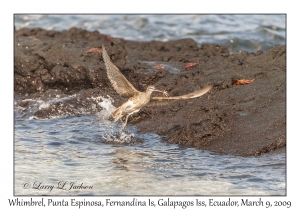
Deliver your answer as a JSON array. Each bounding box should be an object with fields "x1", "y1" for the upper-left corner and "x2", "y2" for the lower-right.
[{"x1": 147, "y1": 85, "x2": 212, "y2": 106}]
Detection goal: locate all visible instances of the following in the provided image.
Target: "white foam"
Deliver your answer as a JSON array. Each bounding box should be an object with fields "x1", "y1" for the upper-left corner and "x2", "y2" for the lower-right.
[
  {"x1": 90, "y1": 96, "x2": 138, "y2": 144},
  {"x1": 29, "y1": 115, "x2": 39, "y2": 120},
  {"x1": 36, "y1": 95, "x2": 77, "y2": 110},
  {"x1": 21, "y1": 98, "x2": 33, "y2": 102},
  {"x1": 102, "y1": 131, "x2": 135, "y2": 144},
  {"x1": 37, "y1": 100, "x2": 50, "y2": 109},
  {"x1": 92, "y1": 95, "x2": 116, "y2": 121}
]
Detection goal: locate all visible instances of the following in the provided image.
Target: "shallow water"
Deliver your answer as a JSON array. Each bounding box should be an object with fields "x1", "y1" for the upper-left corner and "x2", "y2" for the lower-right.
[
  {"x1": 14, "y1": 14, "x2": 285, "y2": 53},
  {"x1": 14, "y1": 94, "x2": 286, "y2": 195}
]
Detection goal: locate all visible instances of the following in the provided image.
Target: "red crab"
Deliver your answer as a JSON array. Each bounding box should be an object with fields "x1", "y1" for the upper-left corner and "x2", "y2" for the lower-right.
[
  {"x1": 105, "y1": 36, "x2": 113, "y2": 41},
  {"x1": 185, "y1": 62, "x2": 199, "y2": 70},
  {"x1": 85, "y1": 48, "x2": 102, "y2": 54},
  {"x1": 153, "y1": 65, "x2": 166, "y2": 70},
  {"x1": 234, "y1": 79, "x2": 255, "y2": 85}
]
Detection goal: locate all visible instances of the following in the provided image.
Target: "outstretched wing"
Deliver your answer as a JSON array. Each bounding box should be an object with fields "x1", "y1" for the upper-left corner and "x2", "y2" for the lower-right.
[
  {"x1": 147, "y1": 85, "x2": 212, "y2": 107},
  {"x1": 102, "y1": 45, "x2": 139, "y2": 98}
]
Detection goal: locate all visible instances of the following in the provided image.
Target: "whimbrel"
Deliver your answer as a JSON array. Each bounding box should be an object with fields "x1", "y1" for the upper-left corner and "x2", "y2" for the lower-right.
[{"x1": 102, "y1": 45, "x2": 212, "y2": 131}]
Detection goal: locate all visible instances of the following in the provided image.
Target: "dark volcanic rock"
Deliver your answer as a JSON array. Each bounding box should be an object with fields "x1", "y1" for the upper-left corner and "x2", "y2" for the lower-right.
[{"x1": 14, "y1": 27, "x2": 286, "y2": 156}]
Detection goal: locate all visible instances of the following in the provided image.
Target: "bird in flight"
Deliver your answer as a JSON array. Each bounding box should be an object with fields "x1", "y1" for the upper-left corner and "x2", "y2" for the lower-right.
[{"x1": 102, "y1": 45, "x2": 212, "y2": 131}]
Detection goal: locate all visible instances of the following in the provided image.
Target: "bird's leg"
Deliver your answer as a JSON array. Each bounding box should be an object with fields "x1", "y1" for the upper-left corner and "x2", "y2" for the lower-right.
[
  {"x1": 119, "y1": 116, "x2": 124, "y2": 124},
  {"x1": 120, "y1": 114, "x2": 129, "y2": 132}
]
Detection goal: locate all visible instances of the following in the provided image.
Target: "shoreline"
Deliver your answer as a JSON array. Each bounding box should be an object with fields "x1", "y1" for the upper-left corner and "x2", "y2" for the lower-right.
[{"x1": 14, "y1": 27, "x2": 286, "y2": 156}]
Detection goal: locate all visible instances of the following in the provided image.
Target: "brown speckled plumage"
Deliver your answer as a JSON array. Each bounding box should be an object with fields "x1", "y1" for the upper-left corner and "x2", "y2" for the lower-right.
[{"x1": 102, "y1": 45, "x2": 212, "y2": 131}]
